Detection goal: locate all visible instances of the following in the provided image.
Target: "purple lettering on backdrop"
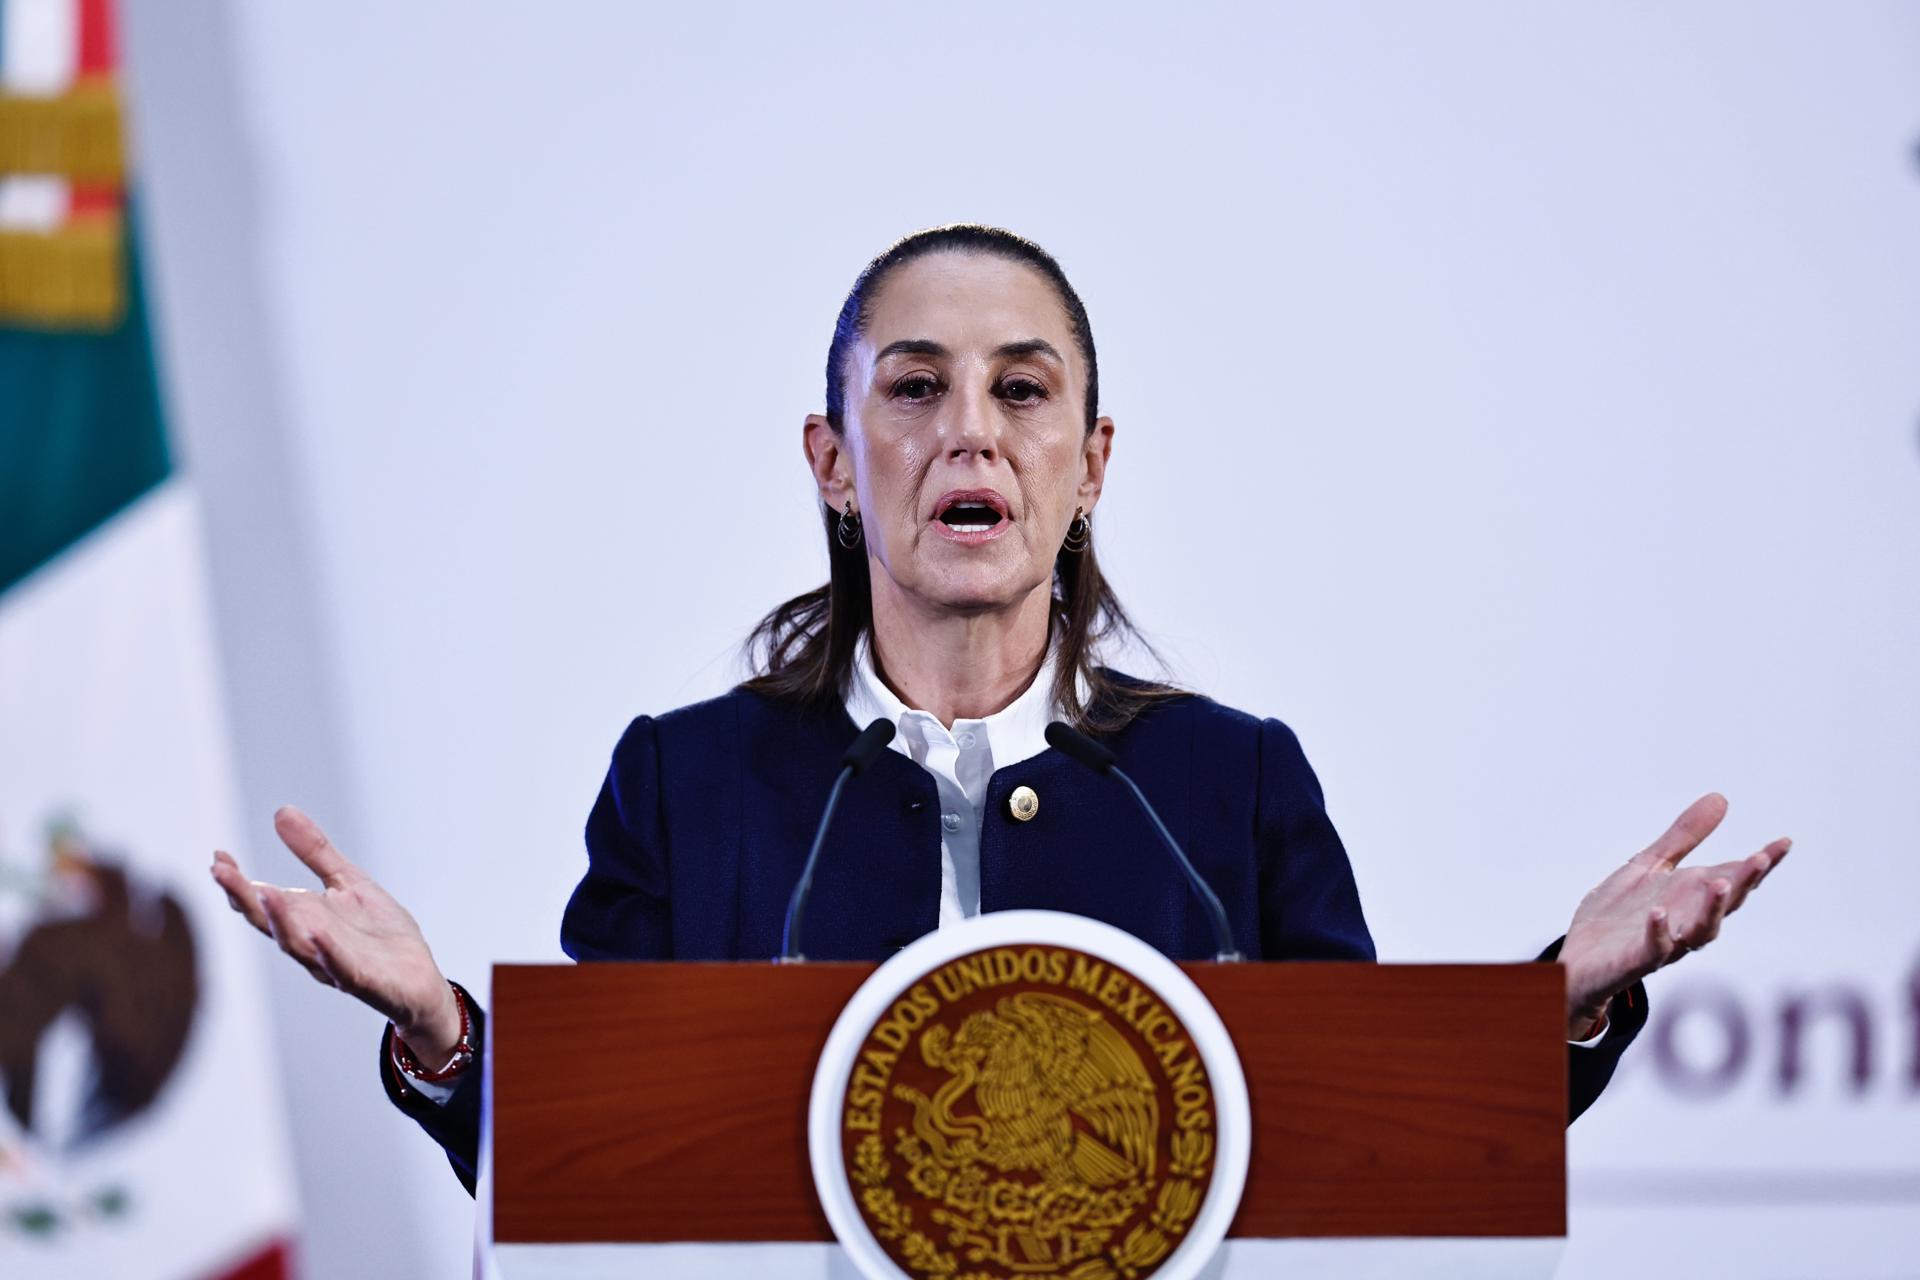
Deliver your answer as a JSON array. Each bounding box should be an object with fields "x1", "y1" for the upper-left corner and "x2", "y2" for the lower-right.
[
  {"x1": 1651, "y1": 985, "x2": 1750, "y2": 1099},
  {"x1": 1645, "y1": 960, "x2": 1920, "y2": 1102},
  {"x1": 1778, "y1": 988, "x2": 1874, "y2": 1094},
  {"x1": 1910, "y1": 956, "x2": 1920, "y2": 1091}
]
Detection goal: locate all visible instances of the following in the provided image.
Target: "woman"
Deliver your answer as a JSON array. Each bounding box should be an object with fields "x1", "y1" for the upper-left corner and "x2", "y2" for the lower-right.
[{"x1": 210, "y1": 225, "x2": 1791, "y2": 1195}]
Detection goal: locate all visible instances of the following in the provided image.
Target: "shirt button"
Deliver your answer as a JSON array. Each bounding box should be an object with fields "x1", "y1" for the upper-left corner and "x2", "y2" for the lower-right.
[
  {"x1": 956, "y1": 731, "x2": 977, "y2": 749},
  {"x1": 941, "y1": 812, "x2": 962, "y2": 833}
]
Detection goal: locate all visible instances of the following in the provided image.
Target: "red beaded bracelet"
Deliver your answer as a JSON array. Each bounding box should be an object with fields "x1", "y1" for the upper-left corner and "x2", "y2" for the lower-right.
[{"x1": 391, "y1": 982, "x2": 474, "y2": 1084}]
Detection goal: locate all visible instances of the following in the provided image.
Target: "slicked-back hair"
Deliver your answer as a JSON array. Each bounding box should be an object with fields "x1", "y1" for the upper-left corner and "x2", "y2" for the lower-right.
[{"x1": 740, "y1": 225, "x2": 1179, "y2": 734}]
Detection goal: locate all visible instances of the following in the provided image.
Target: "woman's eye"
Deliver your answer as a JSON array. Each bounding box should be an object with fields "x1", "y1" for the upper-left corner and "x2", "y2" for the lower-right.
[
  {"x1": 999, "y1": 378, "x2": 1048, "y2": 403},
  {"x1": 894, "y1": 375, "x2": 940, "y2": 401}
]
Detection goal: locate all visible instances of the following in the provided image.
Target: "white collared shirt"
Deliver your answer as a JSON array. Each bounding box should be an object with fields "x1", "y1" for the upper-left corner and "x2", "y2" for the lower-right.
[{"x1": 843, "y1": 636, "x2": 1057, "y2": 927}]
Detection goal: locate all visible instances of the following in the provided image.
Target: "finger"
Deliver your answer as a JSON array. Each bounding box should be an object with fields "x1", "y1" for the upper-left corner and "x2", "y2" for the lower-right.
[
  {"x1": 1679, "y1": 878, "x2": 1733, "y2": 948},
  {"x1": 1686, "y1": 854, "x2": 1764, "y2": 913},
  {"x1": 256, "y1": 882, "x2": 291, "y2": 943},
  {"x1": 1642, "y1": 905, "x2": 1679, "y2": 975},
  {"x1": 1658, "y1": 873, "x2": 1717, "y2": 946},
  {"x1": 1697, "y1": 836, "x2": 1792, "y2": 914},
  {"x1": 209, "y1": 854, "x2": 273, "y2": 937},
  {"x1": 1751, "y1": 836, "x2": 1792, "y2": 884},
  {"x1": 258, "y1": 884, "x2": 332, "y2": 977},
  {"x1": 307, "y1": 932, "x2": 346, "y2": 991},
  {"x1": 1721, "y1": 839, "x2": 1788, "y2": 911},
  {"x1": 1631, "y1": 793, "x2": 1729, "y2": 871},
  {"x1": 272, "y1": 806, "x2": 363, "y2": 890}
]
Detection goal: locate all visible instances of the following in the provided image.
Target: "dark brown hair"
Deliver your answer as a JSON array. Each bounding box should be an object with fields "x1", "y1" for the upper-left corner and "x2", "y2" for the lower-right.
[{"x1": 739, "y1": 225, "x2": 1180, "y2": 734}]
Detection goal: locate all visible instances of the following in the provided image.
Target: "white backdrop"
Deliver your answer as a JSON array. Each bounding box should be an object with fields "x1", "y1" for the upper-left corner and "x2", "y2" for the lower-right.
[{"x1": 120, "y1": 3, "x2": 1919, "y2": 1277}]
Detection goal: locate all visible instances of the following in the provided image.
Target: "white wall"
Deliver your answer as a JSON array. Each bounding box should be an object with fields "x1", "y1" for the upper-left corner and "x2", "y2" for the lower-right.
[{"x1": 122, "y1": 3, "x2": 1920, "y2": 1277}]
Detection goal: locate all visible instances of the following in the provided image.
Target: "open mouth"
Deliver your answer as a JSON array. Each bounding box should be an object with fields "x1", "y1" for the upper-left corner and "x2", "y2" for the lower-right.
[
  {"x1": 939, "y1": 503, "x2": 1004, "y2": 532},
  {"x1": 932, "y1": 490, "x2": 1010, "y2": 536}
]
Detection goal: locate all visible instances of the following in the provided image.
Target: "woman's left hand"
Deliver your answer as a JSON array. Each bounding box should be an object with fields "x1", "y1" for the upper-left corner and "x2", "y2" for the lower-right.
[{"x1": 1558, "y1": 793, "x2": 1791, "y2": 1039}]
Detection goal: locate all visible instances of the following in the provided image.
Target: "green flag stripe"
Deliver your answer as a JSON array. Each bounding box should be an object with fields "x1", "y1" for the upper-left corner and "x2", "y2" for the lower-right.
[{"x1": 0, "y1": 211, "x2": 171, "y2": 598}]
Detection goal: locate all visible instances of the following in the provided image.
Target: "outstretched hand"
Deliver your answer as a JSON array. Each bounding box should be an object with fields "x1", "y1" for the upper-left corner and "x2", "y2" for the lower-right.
[
  {"x1": 1559, "y1": 793, "x2": 1791, "y2": 1038},
  {"x1": 209, "y1": 806, "x2": 462, "y2": 1063}
]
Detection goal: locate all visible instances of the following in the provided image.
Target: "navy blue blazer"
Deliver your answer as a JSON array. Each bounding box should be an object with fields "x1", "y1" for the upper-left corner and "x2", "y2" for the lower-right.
[{"x1": 381, "y1": 682, "x2": 1646, "y2": 1194}]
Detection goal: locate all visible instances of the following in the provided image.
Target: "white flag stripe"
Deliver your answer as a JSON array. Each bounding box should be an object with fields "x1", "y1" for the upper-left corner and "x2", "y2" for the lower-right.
[
  {"x1": 0, "y1": 484, "x2": 300, "y2": 1278},
  {"x1": 0, "y1": 0, "x2": 78, "y2": 95},
  {"x1": 0, "y1": 176, "x2": 72, "y2": 231}
]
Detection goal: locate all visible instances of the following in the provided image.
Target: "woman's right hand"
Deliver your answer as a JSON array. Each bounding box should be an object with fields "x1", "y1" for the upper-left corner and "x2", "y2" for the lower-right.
[{"x1": 210, "y1": 805, "x2": 463, "y2": 1065}]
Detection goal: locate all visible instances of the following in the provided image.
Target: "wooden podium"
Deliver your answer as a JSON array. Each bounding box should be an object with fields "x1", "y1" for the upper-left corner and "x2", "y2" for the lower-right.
[{"x1": 478, "y1": 962, "x2": 1568, "y2": 1279}]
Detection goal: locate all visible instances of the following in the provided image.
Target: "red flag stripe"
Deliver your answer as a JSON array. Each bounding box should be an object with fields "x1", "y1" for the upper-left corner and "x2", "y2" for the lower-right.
[
  {"x1": 76, "y1": 0, "x2": 117, "y2": 77},
  {"x1": 207, "y1": 1236, "x2": 296, "y2": 1280},
  {"x1": 69, "y1": 0, "x2": 124, "y2": 219}
]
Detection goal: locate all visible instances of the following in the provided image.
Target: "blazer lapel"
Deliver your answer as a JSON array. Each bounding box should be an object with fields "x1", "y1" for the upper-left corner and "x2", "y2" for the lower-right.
[{"x1": 733, "y1": 705, "x2": 942, "y2": 960}]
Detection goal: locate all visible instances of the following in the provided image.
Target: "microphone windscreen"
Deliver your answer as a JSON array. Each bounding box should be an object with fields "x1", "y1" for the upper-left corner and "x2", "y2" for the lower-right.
[
  {"x1": 1045, "y1": 720, "x2": 1118, "y2": 774},
  {"x1": 842, "y1": 718, "x2": 898, "y2": 775}
]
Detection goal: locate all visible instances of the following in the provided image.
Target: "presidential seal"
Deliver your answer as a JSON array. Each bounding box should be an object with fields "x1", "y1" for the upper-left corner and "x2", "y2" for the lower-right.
[{"x1": 811, "y1": 911, "x2": 1249, "y2": 1280}]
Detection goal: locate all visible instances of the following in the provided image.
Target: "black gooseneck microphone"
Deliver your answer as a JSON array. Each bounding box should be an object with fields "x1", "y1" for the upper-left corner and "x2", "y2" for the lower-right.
[
  {"x1": 1044, "y1": 720, "x2": 1244, "y2": 963},
  {"x1": 779, "y1": 717, "x2": 897, "y2": 962}
]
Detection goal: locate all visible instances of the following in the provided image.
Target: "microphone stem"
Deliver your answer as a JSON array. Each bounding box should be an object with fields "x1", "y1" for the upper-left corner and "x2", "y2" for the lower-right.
[
  {"x1": 1112, "y1": 765, "x2": 1243, "y2": 963},
  {"x1": 779, "y1": 763, "x2": 853, "y2": 963}
]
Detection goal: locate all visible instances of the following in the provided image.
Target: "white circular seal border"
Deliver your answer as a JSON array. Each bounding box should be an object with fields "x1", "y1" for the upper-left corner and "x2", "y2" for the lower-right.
[{"x1": 808, "y1": 910, "x2": 1252, "y2": 1280}]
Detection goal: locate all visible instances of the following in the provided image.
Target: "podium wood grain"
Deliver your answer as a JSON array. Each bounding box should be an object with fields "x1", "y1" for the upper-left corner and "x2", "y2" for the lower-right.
[{"x1": 489, "y1": 962, "x2": 1565, "y2": 1244}]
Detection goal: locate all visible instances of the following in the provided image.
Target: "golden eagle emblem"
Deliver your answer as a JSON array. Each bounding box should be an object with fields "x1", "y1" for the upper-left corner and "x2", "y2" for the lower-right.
[
  {"x1": 842, "y1": 946, "x2": 1218, "y2": 1280},
  {"x1": 903, "y1": 992, "x2": 1158, "y2": 1194}
]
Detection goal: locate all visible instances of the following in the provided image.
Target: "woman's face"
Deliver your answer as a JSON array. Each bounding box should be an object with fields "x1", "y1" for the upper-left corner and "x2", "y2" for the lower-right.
[{"x1": 805, "y1": 252, "x2": 1112, "y2": 619}]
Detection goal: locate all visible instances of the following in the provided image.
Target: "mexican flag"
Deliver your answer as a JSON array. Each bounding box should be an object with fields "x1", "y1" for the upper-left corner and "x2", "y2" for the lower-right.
[{"x1": 0, "y1": 1, "x2": 299, "y2": 1276}]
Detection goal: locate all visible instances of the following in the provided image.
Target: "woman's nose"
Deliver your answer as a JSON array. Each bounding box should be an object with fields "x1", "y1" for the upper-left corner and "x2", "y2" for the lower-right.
[{"x1": 939, "y1": 384, "x2": 1000, "y2": 460}]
